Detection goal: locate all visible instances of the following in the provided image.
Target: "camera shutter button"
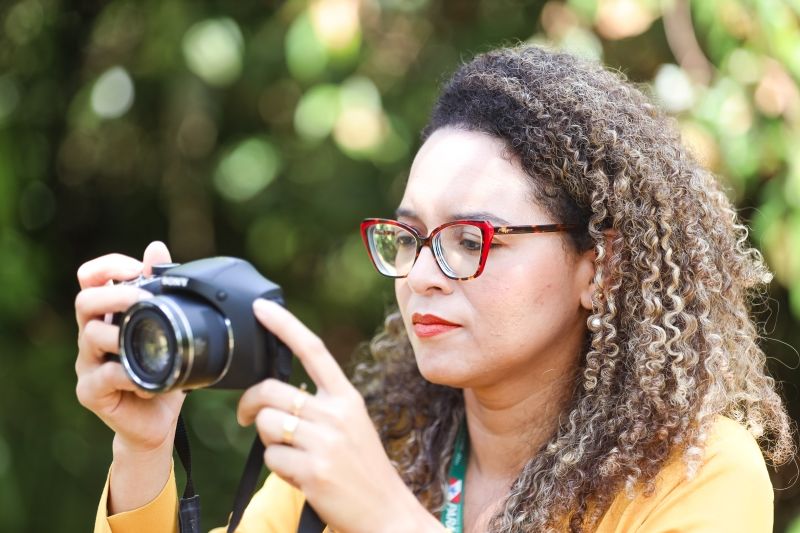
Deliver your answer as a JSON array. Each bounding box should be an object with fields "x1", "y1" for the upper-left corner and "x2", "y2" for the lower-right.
[{"x1": 216, "y1": 290, "x2": 227, "y2": 301}]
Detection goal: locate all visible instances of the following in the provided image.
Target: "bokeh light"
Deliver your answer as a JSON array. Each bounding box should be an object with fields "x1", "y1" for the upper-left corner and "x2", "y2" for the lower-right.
[
  {"x1": 594, "y1": 0, "x2": 657, "y2": 40},
  {"x1": 726, "y1": 48, "x2": 763, "y2": 85},
  {"x1": 182, "y1": 18, "x2": 244, "y2": 87},
  {"x1": 90, "y1": 66, "x2": 135, "y2": 119},
  {"x1": 333, "y1": 76, "x2": 386, "y2": 154},
  {"x1": 679, "y1": 121, "x2": 720, "y2": 171},
  {"x1": 285, "y1": 12, "x2": 329, "y2": 82},
  {"x1": 556, "y1": 26, "x2": 603, "y2": 61},
  {"x1": 754, "y1": 60, "x2": 800, "y2": 119},
  {"x1": 654, "y1": 64, "x2": 695, "y2": 113},
  {"x1": 213, "y1": 137, "x2": 281, "y2": 202},
  {"x1": 719, "y1": 87, "x2": 753, "y2": 136},
  {"x1": 309, "y1": 0, "x2": 361, "y2": 52},
  {"x1": 294, "y1": 84, "x2": 341, "y2": 141}
]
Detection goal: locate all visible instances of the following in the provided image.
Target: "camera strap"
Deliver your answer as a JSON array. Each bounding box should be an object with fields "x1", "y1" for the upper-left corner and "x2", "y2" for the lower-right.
[
  {"x1": 173, "y1": 414, "x2": 325, "y2": 533},
  {"x1": 226, "y1": 436, "x2": 326, "y2": 533},
  {"x1": 175, "y1": 414, "x2": 201, "y2": 533}
]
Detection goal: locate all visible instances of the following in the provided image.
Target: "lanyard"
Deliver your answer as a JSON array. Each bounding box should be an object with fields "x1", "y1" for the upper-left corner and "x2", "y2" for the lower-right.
[{"x1": 440, "y1": 421, "x2": 469, "y2": 533}]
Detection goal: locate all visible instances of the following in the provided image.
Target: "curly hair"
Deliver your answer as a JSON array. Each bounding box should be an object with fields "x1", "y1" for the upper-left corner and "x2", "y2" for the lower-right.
[{"x1": 351, "y1": 45, "x2": 795, "y2": 532}]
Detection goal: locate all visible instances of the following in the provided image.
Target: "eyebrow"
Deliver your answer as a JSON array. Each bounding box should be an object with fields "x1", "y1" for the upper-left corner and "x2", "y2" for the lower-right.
[{"x1": 395, "y1": 208, "x2": 511, "y2": 226}]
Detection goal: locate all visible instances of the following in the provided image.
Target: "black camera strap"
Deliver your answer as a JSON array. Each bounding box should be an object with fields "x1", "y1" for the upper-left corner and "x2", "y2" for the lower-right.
[
  {"x1": 226, "y1": 434, "x2": 264, "y2": 532},
  {"x1": 175, "y1": 414, "x2": 201, "y2": 533},
  {"x1": 173, "y1": 414, "x2": 325, "y2": 533},
  {"x1": 226, "y1": 435, "x2": 326, "y2": 533}
]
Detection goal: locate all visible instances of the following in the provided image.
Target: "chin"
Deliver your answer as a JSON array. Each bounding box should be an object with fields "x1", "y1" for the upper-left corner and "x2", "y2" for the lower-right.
[{"x1": 414, "y1": 353, "x2": 472, "y2": 388}]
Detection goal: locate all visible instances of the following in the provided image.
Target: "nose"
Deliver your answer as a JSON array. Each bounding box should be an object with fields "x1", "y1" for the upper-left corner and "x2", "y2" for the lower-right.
[{"x1": 405, "y1": 246, "x2": 453, "y2": 295}]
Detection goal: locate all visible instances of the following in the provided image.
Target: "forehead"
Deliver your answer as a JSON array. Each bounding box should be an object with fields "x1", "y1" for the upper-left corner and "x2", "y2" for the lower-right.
[{"x1": 400, "y1": 128, "x2": 543, "y2": 224}]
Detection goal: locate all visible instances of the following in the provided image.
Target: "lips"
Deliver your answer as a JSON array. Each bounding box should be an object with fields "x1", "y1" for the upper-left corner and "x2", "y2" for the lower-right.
[
  {"x1": 412, "y1": 313, "x2": 459, "y2": 326},
  {"x1": 411, "y1": 313, "x2": 461, "y2": 338}
]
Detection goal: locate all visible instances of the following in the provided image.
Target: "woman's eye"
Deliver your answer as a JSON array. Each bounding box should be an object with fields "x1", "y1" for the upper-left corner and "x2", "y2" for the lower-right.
[
  {"x1": 396, "y1": 235, "x2": 416, "y2": 247},
  {"x1": 459, "y1": 237, "x2": 483, "y2": 252}
]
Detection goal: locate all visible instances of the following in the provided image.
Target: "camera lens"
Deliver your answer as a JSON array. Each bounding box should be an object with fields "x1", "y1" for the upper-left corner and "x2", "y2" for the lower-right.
[
  {"x1": 120, "y1": 304, "x2": 178, "y2": 388},
  {"x1": 119, "y1": 295, "x2": 233, "y2": 392},
  {"x1": 130, "y1": 317, "x2": 172, "y2": 376}
]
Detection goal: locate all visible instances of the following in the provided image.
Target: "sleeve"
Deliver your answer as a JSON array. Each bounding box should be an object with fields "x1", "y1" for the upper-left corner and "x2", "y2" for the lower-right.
[
  {"x1": 635, "y1": 418, "x2": 774, "y2": 533},
  {"x1": 95, "y1": 462, "x2": 311, "y2": 533},
  {"x1": 94, "y1": 463, "x2": 179, "y2": 533},
  {"x1": 209, "y1": 473, "x2": 306, "y2": 533}
]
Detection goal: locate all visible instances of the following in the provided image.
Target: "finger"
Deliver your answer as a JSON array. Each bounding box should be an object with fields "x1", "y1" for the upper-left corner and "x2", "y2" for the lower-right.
[
  {"x1": 75, "y1": 285, "x2": 152, "y2": 329},
  {"x1": 237, "y1": 379, "x2": 317, "y2": 426},
  {"x1": 254, "y1": 407, "x2": 315, "y2": 450},
  {"x1": 262, "y1": 444, "x2": 305, "y2": 488},
  {"x1": 77, "y1": 254, "x2": 144, "y2": 289},
  {"x1": 142, "y1": 241, "x2": 172, "y2": 276},
  {"x1": 252, "y1": 299, "x2": 349, "y2": 394},
  {"x1": 76, "y1": 319, "x2": 120, "y2": 374},
  {"x1": 75, "y1": 361, "x2": 143, "y2": 412}
]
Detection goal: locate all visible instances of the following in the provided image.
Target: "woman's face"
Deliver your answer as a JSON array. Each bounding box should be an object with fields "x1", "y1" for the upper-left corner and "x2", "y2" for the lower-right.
[{"x1": 395, "y1": 128, "x2": 596, "y2": 391}]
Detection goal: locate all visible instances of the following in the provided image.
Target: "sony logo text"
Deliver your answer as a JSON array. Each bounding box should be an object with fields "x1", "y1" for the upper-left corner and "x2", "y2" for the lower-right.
[{"x1": 161, "y1": 276, "x2": 189, "y2": 287}]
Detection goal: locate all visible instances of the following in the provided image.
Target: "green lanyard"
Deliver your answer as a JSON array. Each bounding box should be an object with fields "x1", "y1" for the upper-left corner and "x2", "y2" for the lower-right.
[{"x1": 440, "y1": 421, "x2": 469, "y2": 533}]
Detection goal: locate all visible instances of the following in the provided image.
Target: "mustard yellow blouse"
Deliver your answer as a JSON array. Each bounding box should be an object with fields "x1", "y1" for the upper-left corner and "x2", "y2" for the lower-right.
[{"x1": 94, "y1": 416, "x2": 773, "y2": 532}]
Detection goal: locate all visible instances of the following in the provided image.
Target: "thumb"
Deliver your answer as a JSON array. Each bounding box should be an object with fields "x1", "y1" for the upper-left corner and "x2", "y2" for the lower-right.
[{"x1": 142, "y1": 241, "x2": 173, "y2": 276}]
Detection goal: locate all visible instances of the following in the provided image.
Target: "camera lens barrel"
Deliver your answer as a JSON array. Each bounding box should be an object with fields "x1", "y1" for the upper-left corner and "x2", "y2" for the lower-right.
[{"x1": 119, "y1": 295, "x2": 233, "y2": 392}]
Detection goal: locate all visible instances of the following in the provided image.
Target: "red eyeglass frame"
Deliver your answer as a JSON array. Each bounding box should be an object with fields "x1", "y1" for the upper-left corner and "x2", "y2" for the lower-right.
[{"x1": 360, "y1": 218, "x2": 579, "y2": 281}]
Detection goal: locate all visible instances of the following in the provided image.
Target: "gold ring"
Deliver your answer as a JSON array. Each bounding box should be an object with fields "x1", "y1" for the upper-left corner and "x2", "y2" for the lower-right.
[
  {"x1": 282, "y1": 414, "x2": 300, "y2": 445},
  {"x1": 291, "y1": 390, "x2": 308, "y2": 417}
]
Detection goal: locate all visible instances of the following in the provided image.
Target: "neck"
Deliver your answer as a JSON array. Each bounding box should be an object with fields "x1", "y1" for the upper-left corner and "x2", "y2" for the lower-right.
[{"x1": 462, "y1": 364, "x2": 576, "y2": 482}]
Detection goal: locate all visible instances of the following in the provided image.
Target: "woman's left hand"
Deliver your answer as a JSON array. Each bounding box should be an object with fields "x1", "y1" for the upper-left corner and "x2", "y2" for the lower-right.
[{"x1": 238, "y1": 298, "x2": 440, "y2": 533}]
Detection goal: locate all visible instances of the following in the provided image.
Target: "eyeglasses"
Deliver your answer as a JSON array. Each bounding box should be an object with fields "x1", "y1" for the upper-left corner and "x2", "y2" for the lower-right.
[{"x1": 360, "y1": 218, "x2": 578, "y2": 281}]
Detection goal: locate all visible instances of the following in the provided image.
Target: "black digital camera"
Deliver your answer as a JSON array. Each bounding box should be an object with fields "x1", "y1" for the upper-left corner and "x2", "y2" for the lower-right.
[{"x1": 112, "y1": 257, "x2": 292, "y2": 392}]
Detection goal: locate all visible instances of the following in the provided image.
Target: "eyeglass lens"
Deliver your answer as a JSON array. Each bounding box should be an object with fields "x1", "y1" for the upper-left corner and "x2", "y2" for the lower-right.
[{"x1": 366, "y1": 222, "x2": 484, "y2": 278}]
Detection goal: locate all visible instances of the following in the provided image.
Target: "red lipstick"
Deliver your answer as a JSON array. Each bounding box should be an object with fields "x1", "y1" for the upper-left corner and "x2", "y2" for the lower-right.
[{"x1": 411, "y1": 313, "x2": 462, "y2": 338}]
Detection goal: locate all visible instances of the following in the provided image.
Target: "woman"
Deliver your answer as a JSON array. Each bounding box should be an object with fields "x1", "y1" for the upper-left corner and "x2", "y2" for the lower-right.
[{"x1": 77, "y1": 45, "x2": 793, "y2": 532}]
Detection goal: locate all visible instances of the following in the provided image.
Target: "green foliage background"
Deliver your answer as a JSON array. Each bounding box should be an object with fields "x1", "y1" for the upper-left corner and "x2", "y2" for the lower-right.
[{"x1": 1, "y1": 0, "x2": 800, "y2": 530}]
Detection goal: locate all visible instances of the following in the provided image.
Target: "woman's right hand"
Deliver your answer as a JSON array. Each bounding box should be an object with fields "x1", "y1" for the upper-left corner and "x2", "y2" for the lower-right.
[{"x1": 74, "y1": 241, "x2": 186, "y2": 456}]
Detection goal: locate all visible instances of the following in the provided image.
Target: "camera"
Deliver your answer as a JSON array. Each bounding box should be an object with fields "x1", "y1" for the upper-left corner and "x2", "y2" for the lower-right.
[{"x1": 111, "y1": 257, "x2": 292, "y2": 392}]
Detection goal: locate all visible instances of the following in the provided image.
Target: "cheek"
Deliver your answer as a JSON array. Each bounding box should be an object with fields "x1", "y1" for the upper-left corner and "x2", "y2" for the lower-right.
[
  {"x1": 469, "y1": 274, "x2": 538, "y2": 340},
  {"x1": 470, "y1": 260, "x2": 576, "y2": 354},
  {"x1": 394, "y1": 280, "x2": 413, "y2": 330},
  {"x1": 394, "y1": 279, "x2": 407, "y2": 311}
]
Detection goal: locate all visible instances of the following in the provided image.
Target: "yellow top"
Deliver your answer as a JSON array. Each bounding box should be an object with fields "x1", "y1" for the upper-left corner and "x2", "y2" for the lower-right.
[{"x1": 94, "y1": 416, "x2": 773, "y2": 533}]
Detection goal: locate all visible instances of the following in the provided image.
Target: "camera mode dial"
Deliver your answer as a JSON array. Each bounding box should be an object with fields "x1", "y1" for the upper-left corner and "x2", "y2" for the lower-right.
[{"x1": 152, "y1": 263, "x2": 181, "y2": 276}]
